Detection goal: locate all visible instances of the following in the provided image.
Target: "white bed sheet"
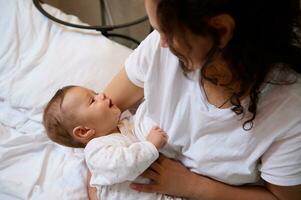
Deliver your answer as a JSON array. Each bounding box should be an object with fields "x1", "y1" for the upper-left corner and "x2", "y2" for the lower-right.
[{"x1": 0, "y1": 0, "x2": 132, "y2": 199}]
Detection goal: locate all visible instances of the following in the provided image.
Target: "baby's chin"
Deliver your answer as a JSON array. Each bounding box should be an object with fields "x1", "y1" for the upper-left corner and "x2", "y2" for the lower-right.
[
  {"x1": 116, "y1": 109, "x2": 122, "y2": 119},
  {"x1": 115, "y1": 113, "x2": 122, "y2": 125},
  {"x1": 110, "y1": 124, "x2": 120, "y2": 134}
]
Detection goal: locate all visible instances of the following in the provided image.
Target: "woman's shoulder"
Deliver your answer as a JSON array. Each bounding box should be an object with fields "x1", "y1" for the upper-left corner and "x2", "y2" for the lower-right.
[
  {"x1": 137, "y1": 30, "x2": 161, "y2": 52},
  {"x1": 125, "y1": 30, "x2": 180, "y2": 77},
  {"x1": 256, "y1": 69, "x2": 301, "y2": 137},
  {"x1": 261, "y1": 68, "x2": 301, "y2": 102},
  {"x1": 136, "y1": 30, "x2": 177, "y2": 60}
]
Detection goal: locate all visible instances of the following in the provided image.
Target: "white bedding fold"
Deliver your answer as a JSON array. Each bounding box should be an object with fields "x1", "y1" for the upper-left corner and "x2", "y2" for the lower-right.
[{"x1": 0, "y1": 0, "x2": 132, "y2": 199}]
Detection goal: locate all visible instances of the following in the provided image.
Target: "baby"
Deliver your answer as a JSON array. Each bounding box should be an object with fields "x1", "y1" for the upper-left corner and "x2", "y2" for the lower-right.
[{"x1": 43, "y1": 85, "x2": 182, "y2": 200}]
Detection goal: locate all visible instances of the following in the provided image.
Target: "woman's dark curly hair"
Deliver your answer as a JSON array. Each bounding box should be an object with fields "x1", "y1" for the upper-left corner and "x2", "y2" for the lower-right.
[{"x1": 156, "y1": 0, "x2": 301, "y2": 130}]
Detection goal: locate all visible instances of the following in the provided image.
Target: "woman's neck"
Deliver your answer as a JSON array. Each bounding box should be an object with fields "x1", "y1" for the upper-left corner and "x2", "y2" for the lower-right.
[{"x1": 201, "y1": 62, "x2": 244, "y2": 109}]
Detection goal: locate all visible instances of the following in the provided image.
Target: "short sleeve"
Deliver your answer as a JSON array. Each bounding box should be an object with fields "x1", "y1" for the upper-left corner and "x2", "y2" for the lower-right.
[
  {"x1": 260, "y1": 126, "x2": 301, "y2": 186},
  {"x1": 124, "y1": 31, "x2": 161, "y2": 88}
]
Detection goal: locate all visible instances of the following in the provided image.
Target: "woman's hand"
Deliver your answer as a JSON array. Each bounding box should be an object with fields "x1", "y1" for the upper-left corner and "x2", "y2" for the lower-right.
[
  {"x1": 129, "y1": 154, "x2": 207, "y2": 199},
  {"x1": 87, "y1": 171, "x2": 99, "y2": 200}
]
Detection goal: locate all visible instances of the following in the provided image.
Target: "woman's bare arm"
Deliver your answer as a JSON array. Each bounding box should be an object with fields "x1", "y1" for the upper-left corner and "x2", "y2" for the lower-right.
[
  {"x1": 104, "y1": 67, "x2": 144, "y2": 112},
  {"x1": 130, "y1": 155, "x2": 301, "y2": 200},
  {"x1": 266, "y1": 182, "x2": 301, "y2": 200}
]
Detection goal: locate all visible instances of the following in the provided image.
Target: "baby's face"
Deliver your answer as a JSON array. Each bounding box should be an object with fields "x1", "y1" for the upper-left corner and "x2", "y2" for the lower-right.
[{"x1": 62, "y1": 86, "x2": 121, "y2": 136}]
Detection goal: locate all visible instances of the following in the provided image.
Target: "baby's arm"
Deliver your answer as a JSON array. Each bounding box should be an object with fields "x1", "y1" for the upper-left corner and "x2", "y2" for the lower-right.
[{"x1": 85, "y1": 130, "x2": 166, "y2": 186}]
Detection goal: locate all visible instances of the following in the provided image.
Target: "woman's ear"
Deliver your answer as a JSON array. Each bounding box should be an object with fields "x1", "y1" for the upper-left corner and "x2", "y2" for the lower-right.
[
  {"x1": 209, "y1": 14, "x2": 235, "y2": 48},
  {"x1": 72, "y1": 126, "x2": 95, "y2": 142}
]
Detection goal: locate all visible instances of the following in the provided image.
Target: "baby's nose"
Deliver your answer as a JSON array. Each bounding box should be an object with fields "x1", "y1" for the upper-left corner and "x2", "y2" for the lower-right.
[{"x1": 95, "y1": 93, "x2": 105, "y2": 101}]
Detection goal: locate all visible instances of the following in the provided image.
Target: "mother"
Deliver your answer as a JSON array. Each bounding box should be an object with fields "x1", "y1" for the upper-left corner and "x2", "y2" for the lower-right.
[{"x1": 101, "y1": 0, "x2": 301, "y2": 199}]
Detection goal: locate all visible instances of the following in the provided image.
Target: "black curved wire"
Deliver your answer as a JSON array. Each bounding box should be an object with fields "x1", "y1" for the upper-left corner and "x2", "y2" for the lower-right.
[{"x1": 32, "y1": 0, "x2": 148, "y2": 45}]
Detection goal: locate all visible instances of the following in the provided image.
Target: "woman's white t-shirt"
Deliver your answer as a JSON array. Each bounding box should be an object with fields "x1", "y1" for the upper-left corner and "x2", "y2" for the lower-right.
[{"x1": 125, "y1": 31, "x2": 301, "y2": 186}]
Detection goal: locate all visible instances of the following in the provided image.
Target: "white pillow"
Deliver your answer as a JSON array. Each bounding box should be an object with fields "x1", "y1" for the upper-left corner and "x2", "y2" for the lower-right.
[{"x1": 0, "y1": 0, "x2": 132, "y2": 115}]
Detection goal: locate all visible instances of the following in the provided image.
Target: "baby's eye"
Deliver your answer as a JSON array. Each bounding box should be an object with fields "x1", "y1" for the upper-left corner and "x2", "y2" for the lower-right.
[{"x1": 90, "y1": 98, "x2": 95, "y2": 104}]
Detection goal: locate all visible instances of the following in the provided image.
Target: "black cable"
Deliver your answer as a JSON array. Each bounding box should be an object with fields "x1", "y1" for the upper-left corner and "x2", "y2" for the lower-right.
[{"x1": 32, "y1": 0, "x2": 148, "y2": 45}]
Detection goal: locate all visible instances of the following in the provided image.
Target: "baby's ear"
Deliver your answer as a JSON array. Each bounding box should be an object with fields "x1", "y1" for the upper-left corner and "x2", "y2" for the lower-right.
[{"x1": 72, "y1": 126, "x2": 95, "y2": 141}]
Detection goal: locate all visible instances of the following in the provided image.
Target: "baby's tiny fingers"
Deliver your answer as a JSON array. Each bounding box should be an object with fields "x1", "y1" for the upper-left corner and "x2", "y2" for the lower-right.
[
  {"x1": 162, "y1": 135, "x2": 168, "y2": 141},
  {"x1": 157, "y1": 131, "x2": 165, "y2": 136},
  {"x1": 159, "y1": 130, "x2": 167, "y2": 136}
]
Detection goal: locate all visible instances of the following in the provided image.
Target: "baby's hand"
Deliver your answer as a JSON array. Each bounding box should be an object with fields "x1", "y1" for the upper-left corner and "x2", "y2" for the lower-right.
[{"x1": 146, "y1": 126, "x2": 167, "y2": 149}]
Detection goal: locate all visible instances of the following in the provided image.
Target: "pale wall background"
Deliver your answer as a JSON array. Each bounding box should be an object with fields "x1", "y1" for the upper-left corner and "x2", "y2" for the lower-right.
[{"x1": 43, "y1": 0, "x2": 150, "y2": 49}]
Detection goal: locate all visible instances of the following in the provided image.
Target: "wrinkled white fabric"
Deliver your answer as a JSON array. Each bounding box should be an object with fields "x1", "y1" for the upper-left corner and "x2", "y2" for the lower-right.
[{"x1": 0, "y1": 0, "x2": 132, "y2": 199}]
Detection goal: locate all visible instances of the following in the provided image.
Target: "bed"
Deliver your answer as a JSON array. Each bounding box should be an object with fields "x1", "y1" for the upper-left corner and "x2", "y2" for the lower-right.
[{"x1": 0, "y1": 0, "x2": 133, "y2": 199}]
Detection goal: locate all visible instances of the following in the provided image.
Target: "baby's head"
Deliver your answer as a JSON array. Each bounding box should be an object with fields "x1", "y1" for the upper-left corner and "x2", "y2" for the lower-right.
[{"x1": 43, "y1": 85, "x2": 121, "y2": 148}]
